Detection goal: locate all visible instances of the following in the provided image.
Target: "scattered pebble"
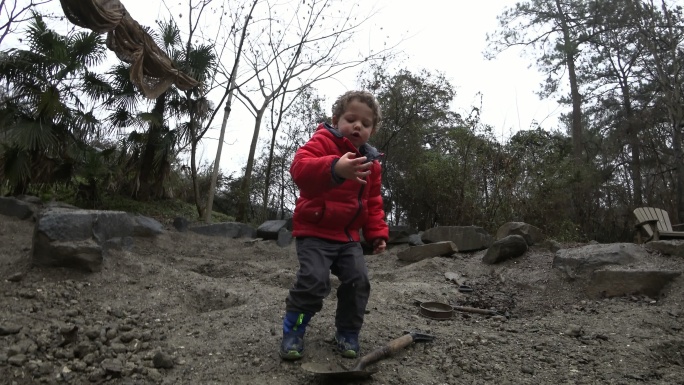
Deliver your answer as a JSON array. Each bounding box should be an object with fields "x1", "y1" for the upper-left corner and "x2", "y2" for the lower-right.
[
  {"x1": 153, "y1": 351, "x2": 175, "y2": 369},
  {"x1": 0, "y1": 324, "x2": 22, "y2": 336}
]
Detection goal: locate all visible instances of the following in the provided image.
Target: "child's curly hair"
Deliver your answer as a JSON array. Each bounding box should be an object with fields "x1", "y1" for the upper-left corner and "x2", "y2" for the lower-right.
[{"x1": 331, "y1": 90, "x2": 382, "y2": 132}]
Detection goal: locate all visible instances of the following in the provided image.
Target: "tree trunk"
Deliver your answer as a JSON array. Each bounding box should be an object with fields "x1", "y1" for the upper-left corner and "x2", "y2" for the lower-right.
[
  {"x1": 555, "y1": 0, "x2": 588, "y2": 232},
  {"x1": 190, "y1": 132, "x2": 205, "y2": 219},
  {"x1": 203, "y1": 0, "x2": 257, "y2": 223},
  {"x1": 622, "y1": 90, "x2": 643, "y2": 206},
  {"x1": 555, "y1": 0, "x2": 583, "y2": 165},
  {"x1": 260, "y1": 128, "x2": 279, "y2": 221},
  {"x1": 236, "y1": 106, "x2": 267, "y2": 222},
  {"x1": 137, "y1": 92, "x2": 167, "y2": 201},
  {"x1": 637, "y1": 1, "x2": 684, "y2": 221},
  {"x1": 205, "y1": 102, "x2": 233, "y2": 223},
  {"x1": 675, "y1": 122, "x2": 684, "y2": 222},
  {"x1": 278, "y1": 158, "x2": 286, "y2": 219}
]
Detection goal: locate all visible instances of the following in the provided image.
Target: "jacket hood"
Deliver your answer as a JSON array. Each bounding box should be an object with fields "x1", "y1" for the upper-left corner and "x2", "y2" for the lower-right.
[{"x1": 320, "y1": 123, "x2": 383, "y2": 163}]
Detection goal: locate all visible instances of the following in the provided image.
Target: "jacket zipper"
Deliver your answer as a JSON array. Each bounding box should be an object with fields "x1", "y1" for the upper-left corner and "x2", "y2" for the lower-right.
[
  {"x1": 345, "y1": 184, "x2": 365, "y2": 241},
  {"x1": 341, "y1": 137, "x2": 368, "y2": 242}
]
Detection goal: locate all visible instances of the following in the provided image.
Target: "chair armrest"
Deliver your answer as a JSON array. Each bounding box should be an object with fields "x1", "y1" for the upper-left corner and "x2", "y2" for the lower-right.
[
  {"x1": 672, "y1": 223, "x2": 684, "y2": 229},
  {"x1": 635, "y1": 219, "x2": 659, "y2": 229}
]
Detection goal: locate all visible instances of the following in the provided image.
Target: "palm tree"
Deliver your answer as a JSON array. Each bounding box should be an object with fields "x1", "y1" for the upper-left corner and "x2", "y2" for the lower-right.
[
  {"x1": 103, "y1": 18, "x2": 216, "y2": 206},
  {"x1": 0, "y1": 12, "x2": 109, "y2": 195}
]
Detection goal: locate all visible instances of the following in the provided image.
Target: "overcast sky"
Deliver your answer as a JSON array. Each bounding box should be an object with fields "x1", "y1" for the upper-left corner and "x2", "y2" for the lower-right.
[
  {"x1": 22, "y1": 0, "x2": 566, "y2": 174},
  {"x1": 368, "y1": 0, "x2": 564, "y2": 133}
]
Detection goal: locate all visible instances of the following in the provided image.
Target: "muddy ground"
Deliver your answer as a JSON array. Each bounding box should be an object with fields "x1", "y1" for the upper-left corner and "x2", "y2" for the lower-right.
[{"x1": 1, "y1": 214, "x2": 684, "y2": 385}]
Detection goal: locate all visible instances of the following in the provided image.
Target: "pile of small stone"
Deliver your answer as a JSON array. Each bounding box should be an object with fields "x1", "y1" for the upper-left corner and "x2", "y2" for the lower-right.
[{"x1": 1, "y1": 279, "x2": 176, "y2": 384}]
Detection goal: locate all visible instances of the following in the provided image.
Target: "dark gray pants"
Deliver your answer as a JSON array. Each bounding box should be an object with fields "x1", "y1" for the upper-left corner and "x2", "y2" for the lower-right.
[{"x1": 285, "y1": 237, "x2": 370, "y2": 333}]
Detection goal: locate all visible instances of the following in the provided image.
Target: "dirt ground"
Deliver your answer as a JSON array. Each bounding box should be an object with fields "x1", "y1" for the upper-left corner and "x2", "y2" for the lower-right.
[{"x1": 1, "y1": 215, "x2": 684, "y2": 385}]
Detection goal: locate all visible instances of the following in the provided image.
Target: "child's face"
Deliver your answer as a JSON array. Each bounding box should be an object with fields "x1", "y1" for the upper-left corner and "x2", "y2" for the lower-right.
[{"x1": 332, "y1": 99, "x2": 375, "y2": 149}]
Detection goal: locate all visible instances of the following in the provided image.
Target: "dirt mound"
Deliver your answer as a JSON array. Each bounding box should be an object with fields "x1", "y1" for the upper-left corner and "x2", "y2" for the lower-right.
[{"x1": 1, "y1": 215, "x2": 683, "y2": 384}]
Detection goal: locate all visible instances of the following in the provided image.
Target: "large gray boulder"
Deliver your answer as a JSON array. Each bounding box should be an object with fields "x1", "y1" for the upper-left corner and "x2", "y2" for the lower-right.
[
  {"x1": 0, "y1": 196, "x2": 35, "y2": 220},
  {"x1": 388, "y1": 225, "x2": 418, "y2": 244},
  {"x1": 645, "y1": 240, "x2": 684, "y2": 258},
  {"x1": 190, "y1": 222, "x2": 256, "y2": 238},
  {"x1": 32, "y1": 208, "x2": 134, "y2": 272},
  {"x1": 257, "y1": 220, "x2": 289, "y2": 240},
  {"x1": 482, "y1": 234, "x2": 528, "y2": 264},
  {"x1": 397, "y1": 241, "x2": 457, "y2": 263},
  {"x1": 421, "y1": 226, "x2": 492, "y2": 252},
  {"x1": 130, "y1": 214, "x2": 164, "y2": 237},
  {"x1": 553, "y1": 243, "x2": 682, "y2": 298},
  {"x1": 587, "y1": 269, "x2": 681, "y2": 298},
  {"x1": 552, "y1": 243, "x2": 644, "y2": 278},
  {"x1": 495, "y1": 222, "x2": 545, "y2": 246}
]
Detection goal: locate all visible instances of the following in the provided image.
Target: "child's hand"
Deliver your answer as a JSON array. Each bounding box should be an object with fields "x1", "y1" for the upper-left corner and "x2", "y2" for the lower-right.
[
  {"x1": 372, "y1": 239, "x2": 386, "y2": 254},
  {"x1": 334, "y1": 152, "x2": 372, "y2": 184}
]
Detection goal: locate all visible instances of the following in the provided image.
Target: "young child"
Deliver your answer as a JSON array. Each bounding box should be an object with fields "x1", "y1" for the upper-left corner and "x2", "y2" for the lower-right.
[{"x1": 279, "y1": 90, "x2": 389, "y2": 360}]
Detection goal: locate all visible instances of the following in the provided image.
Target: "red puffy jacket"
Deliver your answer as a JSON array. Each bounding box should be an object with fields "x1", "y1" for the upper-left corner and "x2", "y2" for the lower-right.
[{"x1": 290, "y1": 123, "x2": 389, "y2": 243}]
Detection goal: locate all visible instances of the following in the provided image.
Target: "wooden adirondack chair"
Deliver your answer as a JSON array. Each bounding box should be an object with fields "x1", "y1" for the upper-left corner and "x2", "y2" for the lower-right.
[{"x1": 633, "y1": 207, "x2": 684, "y2": 243}]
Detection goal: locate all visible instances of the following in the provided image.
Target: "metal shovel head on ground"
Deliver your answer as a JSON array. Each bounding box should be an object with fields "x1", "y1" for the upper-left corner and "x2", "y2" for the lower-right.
[{"x1": 301, "y1": 331, "x2": 435, "y2": 379}]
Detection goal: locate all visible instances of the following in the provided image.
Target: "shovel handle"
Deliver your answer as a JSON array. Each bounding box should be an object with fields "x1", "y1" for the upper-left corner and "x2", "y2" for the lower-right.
[
  {"x1": 452, "y1": 306, "x2": 498, "y2": 316},
  {"x1": 352, "y1": 334, "x2": 414, "y2": 371}
]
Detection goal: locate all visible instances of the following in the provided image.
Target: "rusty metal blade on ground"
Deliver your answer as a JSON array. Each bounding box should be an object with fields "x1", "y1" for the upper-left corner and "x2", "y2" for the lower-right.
[{"x1": 300, "y1": 362, "x2": 377, "y2": 379}]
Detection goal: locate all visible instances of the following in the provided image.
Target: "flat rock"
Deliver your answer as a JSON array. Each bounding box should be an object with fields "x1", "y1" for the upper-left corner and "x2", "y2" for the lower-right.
[
  {"x1": 190, "y1": 222, "x2": 255, "y2": 238},
  {"x1": 422, "y1": 226, "x2": 492, "y2": 252},
  {"x1": 552, "y1": 243, "x2": 648, "y2": 278},
  {"x1": 0, "y1": 324, "x2": 22, "y2": 336},
  {"x1": 257, "y1": 220, "x2": 289, "y2": 240},
  {"x1": 645, "y1": 240, "x2": 684, "y2": 258},
  {"x1": 0, "y1": 197, "x2": 34, "y2": 220},
  {"x1": 586, "y1": 268, "x2": 682, "y2": 298},
  {"x1": 397, "y1": 241, "x2": 457, "y2": 262}
]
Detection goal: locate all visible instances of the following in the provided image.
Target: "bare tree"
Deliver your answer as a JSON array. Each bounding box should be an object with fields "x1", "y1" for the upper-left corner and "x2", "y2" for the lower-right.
[
  {"x1": 267, "y1": 87, "x2": 325, "y2": 219},
  {"x1": 203, "y1": 0, "x2": 259, "y2": 222},
  {"x1": 178, "y1": 0, "x2": 223, "y2": 218},
  {"x1": 258, "y1": 86, "x2": 304, "y2": 222},
  {"x1": 0, "y1": 0, "x2": 51, "y2": 46},
  {"x1": 233, "y1": 0, "x2": 394, "y2": 222}
]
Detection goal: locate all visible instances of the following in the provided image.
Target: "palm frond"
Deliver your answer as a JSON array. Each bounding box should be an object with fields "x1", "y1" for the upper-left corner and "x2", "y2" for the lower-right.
[
  {"x1": 138, "y1": 112, "x2": 163, "y2": 127},
  {"x1": 186, "y1": 44, "x2": 217, "y2": 83},
  {"x1": 9, "y1": 119, "x2": 59, "y2": 152},
  {"x1": 69, "y1": 31, "x2": 107, "y2": 68},
  {"x1": 104, "y1": 64, "x2": 141, "y2": 111},
  {"x1": 106, "y1": 107, "x2": 136, "y2": 129},
  {"x1": 36, "y1": 85, "x2": 66, "y2": 121},
  {"x1": 72, "y1": 109, "x2": 101, "y2": 139},
  {"x1": 164, "y1": 93, "x2": 185, "y2": 119},
  {"x1": 81, "y1": 71, "x2": 113, "y2": 102},
  {"x1": 26, "y1": 14, "x2": 70, "y2": 67},
  {"x1": 175, "y1": 121, "x2": 193, "y2": 145},
  {"x1": 0, "y1": 144, "x2": 32, "y2": 187},
  {"x1": 153, "y1": 129, "x2": 177, "y2": 169},
  {"x1": 157, "y1": 19, "x2": 182, "y2": 51}
]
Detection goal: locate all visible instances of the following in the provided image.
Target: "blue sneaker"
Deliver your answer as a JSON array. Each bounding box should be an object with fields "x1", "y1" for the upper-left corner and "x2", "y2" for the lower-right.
[
  {"x1": 335, "y1": 331, "x2": 360, "y2": 358},
  {"x1": 279, "y1": 312, "x2": 311, "y2": 360},
  {"x1": 280, "y1": 331, "x2": 305, "y2": 360}
]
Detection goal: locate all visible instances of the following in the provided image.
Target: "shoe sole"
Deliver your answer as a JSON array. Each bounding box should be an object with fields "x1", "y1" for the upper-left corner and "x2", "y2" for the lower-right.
[
  {"x1": 335, "y1": 336, "x2": 359, "y2": 359},
  {"x1": 279, "y1": 350, "x2": 303, "y2": 360}
]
